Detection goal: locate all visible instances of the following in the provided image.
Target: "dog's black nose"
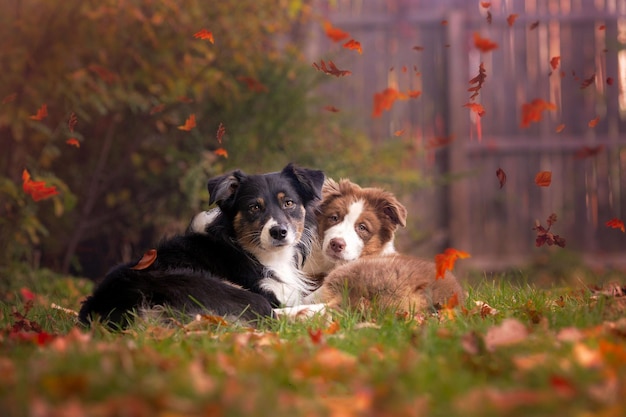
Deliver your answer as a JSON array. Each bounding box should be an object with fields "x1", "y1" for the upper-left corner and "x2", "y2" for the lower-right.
[{"x1": 270, "y1": 225, "x2": 289, "y2": 241}]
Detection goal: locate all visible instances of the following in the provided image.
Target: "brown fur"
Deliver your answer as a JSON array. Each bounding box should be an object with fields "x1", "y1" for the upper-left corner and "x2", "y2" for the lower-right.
[{"x1": 320, "y1": 254, "x2": 466, "y2": 312}]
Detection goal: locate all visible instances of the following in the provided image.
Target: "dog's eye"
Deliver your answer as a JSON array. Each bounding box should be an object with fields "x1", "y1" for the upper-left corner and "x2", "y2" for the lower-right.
[
  {"x1": 357, "y1": 223, "x2": 368, "y2": 232},
  {"x1": 329, "y1": 214, "x2": 339, "y2": 223},
  {"x1": 248, "y1": 203, "x2": 261, "y2": 213},
  {"x1": 283, "y1": 199, "x2": 294, "y2": 209}
]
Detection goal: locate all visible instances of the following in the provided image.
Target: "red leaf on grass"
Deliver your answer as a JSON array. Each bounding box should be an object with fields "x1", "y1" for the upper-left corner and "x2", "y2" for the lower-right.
[
  {"x1": 2, "y1": 93, "x2": 17, "y2": 104},
  {"x1": 496, "y1": 168, "x2": 507, "y2": 189},
  {"x1": 29, "y1": 104, "x2": 48, "y2": 121},
  {"x1": 308, "y1": 328, "x2": 324, "y2": 345},
  {"x1": 534, "y1": 171, "x2": 552, "y2": 187},
  {"x1": 606, "y1": 218, "x2": 625, "y2": 233},
  {"x1": 131, "y1": 249, "x2": 157, "y2": 270},
  {"x1": 22, "y1": 169, "x2": 59, "y2": 202},
  {"x1": 178, "y1": 114, "x2": 196, "y2": 131}
]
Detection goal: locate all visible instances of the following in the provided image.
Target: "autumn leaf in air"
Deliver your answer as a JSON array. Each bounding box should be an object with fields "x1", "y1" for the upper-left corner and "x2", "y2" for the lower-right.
[
  {"x1": 463, "y1": 102, "x2": 486, "y2": 117},
  {"x1": 588, "y1": 116, "x2": 600, "y2": 127},
  {"x1": 131, "y1": 249, "x2": 157, "y2": 270},
  {"x1": 22, "y1": 169, "x2": 59, "y2": 202},
  {"x1": 555, "y1": 124, "x2": 565, "y2": 133},
  {"x1": 413, "y1": 46, "x2": 424, "y2": 51},
  {"x1": 468, "y1": 62, "x2": 487, "y2": 100},
  {"x1": 550, "y1": 57, "x2": 560, "y2": 70},
  {"x1": 496, "y1": 168, "x2": 507, "y2": 188},
  {"x1": 343, "y1": 39, "x2": 362, "y2": 54},
  {"x1": 574, "y1": 145, "x2": 604, "y2": 159},
  {"x1": 532, "y1": 213, "x2": 566, "y2": 248},
  {"x1": 520, "y1": 99, "x2": 556, "y2": 128},
  {"x1": 66, "y1": 138, "x2": 80, "y2": 148},
  {"x1": 68, "y1": 112, "x2": 78, "y2": 132},
  {"x1": 323, "y1": 21, "x2": 350, "y2": 42},
  {"x1": 193, "y1": 29, "x2": 214, "y2": 43},
  {"x1": 150, "y1": 104, "x2": 165, "y2": 115},
  {"x1": 534, "y1": 171, "x2": 552, "y2": 187},
  {"x1": 507, "y1": 14, "x2": 519, "y2": 27},
  {"x1": 480, "y1": 2, "x2": 491, "y2": 7},
  {"x1": 372, "y1": 88, "x2": 405, "y2": 117},
  {"x1": 529, "y1": 21, "x2": 540, "y2": 30},
  {"x1": 312, "y1": 60, "x2": 352, "y2": 77},
  {"x1": 580, "y1": 73, "x2": 595, "y2": 89},
  {"x1": 426, "y1": 135, "x2": 455, "y2": 150},
  {"x1": 435, "y1": 248, "x2": 470, "y2": 280},
  {"x1": 216, "y1": 123, "x2": 225, "y2": 144},
  {"x1": 29, "y1": 104, "x2": 48, "y2": 121},
  {"x1": 214, "y1": 148, "x2": 228, "y2": 158},
  {"x1": 606, "y1": 218, "x2": 625, "y2": 233},
  {"x1": 178, "y1": 114, "x2": 196, "y2": 131},
  {"x1": 607, "y1": 77, "x2": 614, "y2": 85},
  {"x1": 473, "y1": 33, "x2": 498, "y2": 52},
  {"x1": 324, "y1": 105, "x2": 340, "y2": 112}
]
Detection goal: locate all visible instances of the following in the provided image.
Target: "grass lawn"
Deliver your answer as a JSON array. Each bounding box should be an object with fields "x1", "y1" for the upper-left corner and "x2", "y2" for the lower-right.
[{"x1": 1, "y1": 265, "x2": 625, "y2": 417}]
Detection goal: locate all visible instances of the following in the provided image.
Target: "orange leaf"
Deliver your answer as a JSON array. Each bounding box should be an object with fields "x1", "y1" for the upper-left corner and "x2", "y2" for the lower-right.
[
  {"x1": 473, "y1": 32, "x2": 498, "y2": 53},
  {"x1": 308, "y1": 328, "x2": 324, "y2": 345},
  {"x1": 434, "y1": 248, "x2": 470, "y2": 280},
  {"x1": 507, "y1": 14, "x2": 519, "y2": 27},
  {"x1": 406, "y1": 90, "x2": 422, "y2": 99},
  {"x1": 193, "y1": 29, "x2": 214, "y2": 43},
  {"x1": 323, "y1": 105, "x2": 340, "y2": 112},
  {"x1": 312, "y1": 60, "x2": 352, "y2": 77},
  {"x1": 394, "y1": 130, "x2": 405, "y2": 137},
  {"x1": 555, "y1": 124, "x2": 565, "y2": 133},
  {"x1": 323, "y1": 21, "x2": 349, "y2": 42},
  {"x1": 574, "y1": 145, "x2": 604, "y2": 159},
  {"x1": 214, "y1": 148, "x2": 228, "y2": 158},
  {"x1": 480, "y1": 2, "x2": 491, "y2": 8},
  {"x1": 372, "y1": 88, "x2": 400, "y2": 117},
  {"x1": 66, "y1": 138, "x2": 80, "y2": 148},
  {"x1": 463, "y1": 102, "x2": 486, "y2": 117},
  {"x1": 520, "y1": 99, "x2": 556, "y2": 128},
  {"x1": 606, "y1": 218, "x2": 625, "y2": 233},
  {"x1": 343, "y1": 39, "x2": 362, "y2": 54},
  {"x1": 29, "y1": 104, "x2": 48, "y2": 121},
  {"x1": 534, "y1": 171, "x2": 552, "y2": 187},
  {"x1": 131, "y1": 249, "x2": 157, "y2": 270},
  {"x1": 588, "y1": 116, "x2": 600, "y2": 127},
  {"x1": 496, "y1": 167, "x2": 507, "y2": 189},
  {"x1": 550, "y1": 56, "x2": 560, "y2": 70},
  {"x1": 22, "y1": 169, "x2": 59, "y2": 202},
  {"x1": 178, "y1": 114, "x2": 196, "y2": 131}
]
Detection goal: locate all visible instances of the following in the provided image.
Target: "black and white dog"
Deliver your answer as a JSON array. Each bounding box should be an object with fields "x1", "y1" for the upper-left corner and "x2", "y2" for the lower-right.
[{"x1": 78, "y1": 164, "x2": 325, "y2": 328}]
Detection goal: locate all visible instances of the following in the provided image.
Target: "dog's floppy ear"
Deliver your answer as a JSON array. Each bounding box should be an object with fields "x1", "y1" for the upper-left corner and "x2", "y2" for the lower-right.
[
  {"x1": 381, "y1": 195, "x2": 407, "y2": 228},
  {"x1": 207, "y1": 170, "x2": 246, "y2": 206},
  {"x1": 281, "y1": 163, "x2": 325, "y2": 203}
]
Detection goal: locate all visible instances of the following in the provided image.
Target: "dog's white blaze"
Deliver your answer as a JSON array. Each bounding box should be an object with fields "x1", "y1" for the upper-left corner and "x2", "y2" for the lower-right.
[
  {"x1": 259, "y1": 218, "x2": 296, "y2": 249},
  {"x1": 322, "y1": 199, "x2": 365, "y2": 262}
]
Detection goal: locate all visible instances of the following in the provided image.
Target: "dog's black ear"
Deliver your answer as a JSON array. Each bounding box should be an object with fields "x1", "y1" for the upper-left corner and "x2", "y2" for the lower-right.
[
  {"x1": 207, "y1": 170, "x2": 246, "y2": 206},
  {"x1": 281, "y1": 163, "x2": 325, "y2": 203}
]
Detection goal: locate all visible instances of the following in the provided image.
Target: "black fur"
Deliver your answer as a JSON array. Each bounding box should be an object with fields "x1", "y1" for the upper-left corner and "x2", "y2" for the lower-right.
[{"x1": 79, "y1": 164, "x2": 324, "y2": 328}]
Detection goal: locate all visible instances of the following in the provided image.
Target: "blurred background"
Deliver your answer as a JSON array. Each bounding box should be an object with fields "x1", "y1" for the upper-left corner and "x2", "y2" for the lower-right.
[{"x1": 1, "y1": 0, "x2": 625, "y2": 284}]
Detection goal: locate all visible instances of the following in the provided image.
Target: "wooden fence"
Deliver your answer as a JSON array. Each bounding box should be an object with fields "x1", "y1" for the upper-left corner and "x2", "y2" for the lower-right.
[{"x1": 307, "y1": 0, "x2": 626, "y2": 270}]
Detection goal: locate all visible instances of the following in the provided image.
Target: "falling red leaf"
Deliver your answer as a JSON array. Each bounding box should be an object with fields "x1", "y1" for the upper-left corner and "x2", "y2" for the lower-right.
[
  {"x1": 343, "y1": 39, "x2": 362, "y2": 54},
  {"x1": 533, "y1": 214, "x2": 566, "y2": 248},
  {"x1": 372, "y1": 88, "x2": 410, "y2": 117},
  {"x1": 507, "y1": 14, "x2": 519, "y2": 27},
  {"x1": 550, "y1": 56, "x2": 561, "y2": 70},
  {"x1": 68, "y1": 112, "x2": 78, "y2": 132},
  {"x1": 468, "y1": 62, "x2": 487, "y2": 100},
  {"x1": 323, "y1": 21, "x2": 350, "y2": 42},
  {"x1": 323, "y1": 105, "x2": 340, "y2": 112},
  {"x1": 441, "y1": 20, "x2": 448, "y2": 25},
  {"x1": 426, "y1": 135, "x2": 456, "y2": 150},
  {"x1": 2, "y1": 93, "x2": 17, "y2": 104},
  {"x1": 606, "y1": 218, "x2": 625, "y2": 233},
  {"x1": 20, "y1": 287, "x2": 35, "y2": 302},
  {"x1": 412, "y1": 46, "x2": 424, "y2": 51},
  {"x1": 598, "y1": 25, "x2": 606, "y2": 31},
  {"x1": 150, "y1": 104, "x2": 166, "y2": 115},
  {"x1": 193, "y1": 29, "x2": 214, "y2": 43},
  {"x1": 607, "y1": 77, "x2": 614, "y2": 85},
  {"x1": 216, "y1": 123, "x2": 225, "y2": 144},
  {"x1": 312, "y1": 60, "x2": 352, "y2": 77},
  {"x1": 29, "y1": 104, "x2": 48, "y2": 121},
  {"x1": 580, "y1": 74, "x2": 596, "y2": 89},
  {"x1": 555, "y1": 124, "x2": 565, "y2": 133},
  {"x1": 406, "y1": 90, "x2": 422, "y2": 99},
  {"x1": 480, "y1": 2, "x2": 491, "y2": 8},
  {"x1": 588, "y1": 116, "x2": 600, "y2": 127},
  {"x1": 486, "y1": 11, "x2": 492, "y2": 24},
  {"x1": 473, "y1": 32, "x2": 498, "y2": 52},
  {"x1": 66, "y1": 138, "x2": 80, "y2": 148},
  {"x1": 463, "y1": 102, "x2": 486, "y2": 117},
  {"x1": 529, "y1": 21, "x2": 540, "y2": 30},
  {"x1": 574, "y1": 145, "x2": 604, "y2": 159},
  {"x1": 496, "y1": 168, "x2": 507, "y2": 189},
  {"x1": 178, "y1": 114, "x2": 196, "y2": 131},
  {"x1": 131, "y1": 249, "x2": 157, "y2": 270},
  {"x1": 394, "y1": 130, "x2": 405, "y2": 137},
  {"x1": 520, "y1": 99, "x2": 556, "y2": 128},
  {"x1": 534, "y1": 171, "x2": 552, "y2": 187},
  {"x1": 22, "y1": 169, "x2": 59, "y2": 202},
  {"x1": 435, "y1": 248, "x2": 470, "y2": 280},
  {"x1": 214, "y1": 148, "x2": 228, "y2": 158},
  {"x1": 236, "y1": 76, "x2": 269, "y2": 93}
]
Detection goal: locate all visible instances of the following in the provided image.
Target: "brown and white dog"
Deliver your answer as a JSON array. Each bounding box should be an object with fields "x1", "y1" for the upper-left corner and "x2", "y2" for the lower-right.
[{"x1": 304, "y1": 178, "x2": 465, "y2": 311}]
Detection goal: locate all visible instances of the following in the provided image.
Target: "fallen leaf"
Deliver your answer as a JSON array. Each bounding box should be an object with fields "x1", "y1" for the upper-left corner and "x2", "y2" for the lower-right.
[
  {"x1": 473, "y1": 32, "x2": 498, "y2": 52},
  {"x1": 193, "y1": 29, "x2": 214, "y2": 43},
  {"x1": 150, "y1": 104, "x2": 165, "y2": 114},
  {"x1": 323, "y1": 21, "x2": 350, "y2": 42},
  {"x1": 534, "y1": 171, "x2": 552, "y2": 187},
  {"x1": 372, "y1": 88, "x2": 401, "y2": 117},
  {"x1": 496, "y1": 168, "x2": 507, "y2": 189},
  {"x1": 343, "y1": 39, "x2": 362, "y2": 54},
  {"x1": 484, "y1": 318, "x2": 528, "y2": 351},
  {"x1": 131, "y1": 249, "x2": 157, "y2": 270},
  {"x1": 606, "y1": 218, "x2": 625, "y2": 233},
  {"x1": 435, "y1": 248, "x2": 470, "y2": 280},
  {"x1": 308, "y1": 328, "x2": 324, "y2": 345},
  {"x1": 29, "y1": 104, "x2": 48, "y2": 121},
  {"x1": 177, "y1": 114, "x2": 196, "y2": 131},
  {"x1": 20, "y1": 287, "x2": 35, "y2": 302}
]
